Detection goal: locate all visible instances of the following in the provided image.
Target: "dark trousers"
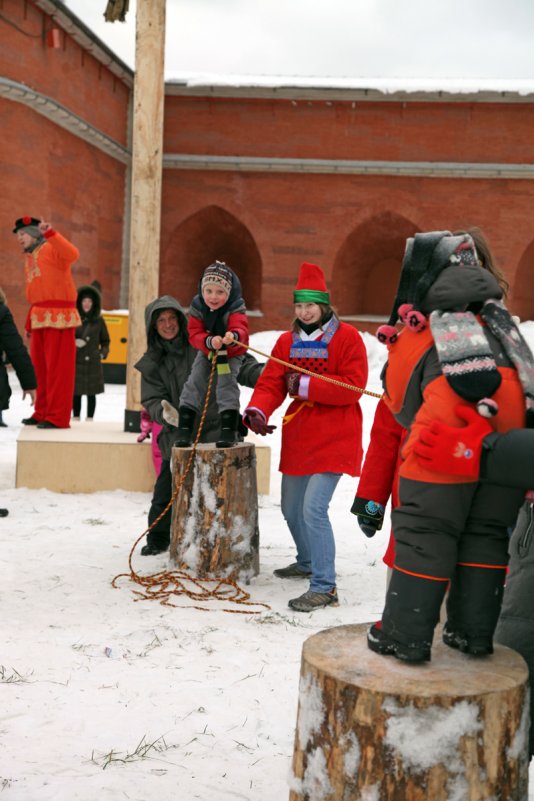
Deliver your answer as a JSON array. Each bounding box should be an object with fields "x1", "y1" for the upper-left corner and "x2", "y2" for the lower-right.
[
  {"x1": 73, "y1": 394, "x2": 96, "y2": 418},
  {"x1": 146, "y1": 459, "x2": 173, "y2": 549},
  {"x1": 382, "y1": 477, "x2": 525, "y2": 646}
]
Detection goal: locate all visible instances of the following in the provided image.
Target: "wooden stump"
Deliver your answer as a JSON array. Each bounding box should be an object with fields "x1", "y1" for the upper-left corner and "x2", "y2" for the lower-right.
[
  {"x1": 170, "y1": 442, "x2": 259, "y2": 582},
  {"x1": 289, "y1": 623, "x2": 529, "y2": 801}
]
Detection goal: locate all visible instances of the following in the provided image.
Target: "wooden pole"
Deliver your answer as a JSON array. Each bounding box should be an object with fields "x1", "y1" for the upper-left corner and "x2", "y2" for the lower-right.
[
  {"x1": 124, "y1": 0, "x2": 166, "y2": 432},
  {"x1": 290, "y1": 623, "x2": 529, "y2": 800}
]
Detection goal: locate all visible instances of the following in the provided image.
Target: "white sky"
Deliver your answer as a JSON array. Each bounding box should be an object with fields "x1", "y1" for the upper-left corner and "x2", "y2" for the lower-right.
[{"x1": 62, "y1": 0, "x2": 534, "y2": 82}]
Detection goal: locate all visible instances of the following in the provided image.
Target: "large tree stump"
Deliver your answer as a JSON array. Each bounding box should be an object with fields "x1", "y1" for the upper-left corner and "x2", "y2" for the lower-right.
[
  {"x1": 170, "y1": 443, "x2": 259, "y2": 582},
  {"x1": 289, "y1": 623, "x2": 529, "y2": 801}
]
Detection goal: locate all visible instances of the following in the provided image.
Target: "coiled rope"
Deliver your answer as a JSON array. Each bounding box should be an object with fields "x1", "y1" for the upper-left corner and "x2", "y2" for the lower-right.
[{"x1": 112, "y1": 352, "x2": 271, "y2": 614}]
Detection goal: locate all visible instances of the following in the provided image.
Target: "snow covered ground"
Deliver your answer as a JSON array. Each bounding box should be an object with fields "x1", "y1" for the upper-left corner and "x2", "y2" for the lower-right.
[{"x1": 1, "y1": 328, "x2": 533, "y2": 800}]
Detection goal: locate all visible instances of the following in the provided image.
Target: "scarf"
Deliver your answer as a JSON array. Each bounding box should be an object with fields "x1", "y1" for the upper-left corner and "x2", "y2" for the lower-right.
[{"x1": 430, "y1": 299, "x2": 534, "y2": 427}]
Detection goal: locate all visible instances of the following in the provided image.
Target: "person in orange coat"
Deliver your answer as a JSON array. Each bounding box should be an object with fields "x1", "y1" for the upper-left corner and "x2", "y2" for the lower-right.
[
  {"x1": 13, "y1": 216, "x2": 80, "y2": 428},
  {"x1": 369, "y1": 229, "x2": 530, "y2": 663}
]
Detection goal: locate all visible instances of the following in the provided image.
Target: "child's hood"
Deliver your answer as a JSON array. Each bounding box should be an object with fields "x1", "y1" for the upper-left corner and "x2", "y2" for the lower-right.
[{"x1": 420, "y1": 264, "x2": 502, "y2": 314}]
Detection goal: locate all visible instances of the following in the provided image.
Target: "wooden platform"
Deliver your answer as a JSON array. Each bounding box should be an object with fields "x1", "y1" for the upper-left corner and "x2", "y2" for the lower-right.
[{"x1": 15, "y1": 422, "x2": 271, "y2": 494}]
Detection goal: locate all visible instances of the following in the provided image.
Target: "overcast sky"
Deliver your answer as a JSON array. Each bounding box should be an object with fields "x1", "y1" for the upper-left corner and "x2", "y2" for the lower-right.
[{"x1": 63, "y1": 0, "x2": 534, "y2": 82}]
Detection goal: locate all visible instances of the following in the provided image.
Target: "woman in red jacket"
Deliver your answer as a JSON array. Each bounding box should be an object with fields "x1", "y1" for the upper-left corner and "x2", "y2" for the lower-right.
[{"x1": 244, "y1": 262, "x2": 368, "y2": 612}]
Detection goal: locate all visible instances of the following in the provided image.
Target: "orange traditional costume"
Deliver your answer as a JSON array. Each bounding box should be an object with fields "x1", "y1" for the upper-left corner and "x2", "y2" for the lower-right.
[{"x1": 16, "y1": 217, "x2": 80, "y2": 427}]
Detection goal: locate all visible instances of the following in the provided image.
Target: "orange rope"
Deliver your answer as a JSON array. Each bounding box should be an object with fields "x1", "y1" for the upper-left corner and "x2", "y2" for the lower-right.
[{"x1": 112, "y1": 353, "x2": 270, "y2": 614}]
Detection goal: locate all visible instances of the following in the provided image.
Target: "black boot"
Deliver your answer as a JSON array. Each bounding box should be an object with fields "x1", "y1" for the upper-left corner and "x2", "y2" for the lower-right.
[
  {"x1": 216, "y1": 409, "x2": 240, "y2": 448},
  {"x1": 444, "y1": 565, "x2": 506, "y2": 656},
  {"x1": 370, "y1": 569, "x2": 448, "y2": 663},
  {"x1": 174, "y1": 406, "x2": 197, "y2": 448}
]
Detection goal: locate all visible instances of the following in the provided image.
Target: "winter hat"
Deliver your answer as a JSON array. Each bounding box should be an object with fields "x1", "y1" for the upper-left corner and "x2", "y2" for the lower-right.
[
  {"x1": 12, "y1": 216, "x2": 41, "y2": 238},
  {"x1": 201, "y1": 261, "x2": 233, "y2": 297},
  {"x1": 388, "y1": 231, "x2": 479, "y2": 327},
  {"x1": 293, "y1": 262, "x2": 330, "y2": 304}
]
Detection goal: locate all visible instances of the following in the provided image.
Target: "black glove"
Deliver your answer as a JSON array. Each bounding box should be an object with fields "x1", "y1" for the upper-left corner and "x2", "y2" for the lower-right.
[
  {"x1": 100, "y1": 347, "x2": 109, "y2": 360},
  {"x1": 350, "y1": 497, "x2": 385, "y2": 538},
  {"x1": 357, "y1": 515, "x2": 380, "y2": 538}
]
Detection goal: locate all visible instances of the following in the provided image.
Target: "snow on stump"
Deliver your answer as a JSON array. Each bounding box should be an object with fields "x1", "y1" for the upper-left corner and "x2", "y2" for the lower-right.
[
  {"x1": 170, "y1": 442, "x2": 259, "y2": 582},
  {"x1": 289, "y1": 622, "x2": 529, "y2": 801}
]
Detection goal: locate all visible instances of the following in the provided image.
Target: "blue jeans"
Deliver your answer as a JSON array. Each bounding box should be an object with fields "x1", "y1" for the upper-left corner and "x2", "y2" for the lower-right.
[{"x1": 281, "y1": 472, "x2": 342, "y2": 593}]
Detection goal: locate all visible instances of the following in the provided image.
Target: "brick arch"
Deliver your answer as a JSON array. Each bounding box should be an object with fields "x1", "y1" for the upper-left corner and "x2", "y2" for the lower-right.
[
  {"x1": 510, "y1": 239, "x2": 534, "y2": 322},
  {"x1": 161, "y1": 206, "x2": 262, "y2": 311},
  {"x1": 332, "y1": 212, "x2": 420, "y2": 318}
]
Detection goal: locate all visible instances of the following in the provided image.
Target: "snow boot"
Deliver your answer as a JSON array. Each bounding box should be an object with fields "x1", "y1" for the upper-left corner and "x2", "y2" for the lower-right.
[
  {"x1": 216, "y1": 409, "x2": 240, "y2": 448},
  {"x1": 377, "y1": 568, "x2": 448, "y2": 663},
  {"x1": 443, "y1": 564, "x2": 507, "y2": 656},
  {"x1": 367, "y1": 621, "x2": 431, "y2": 663},
  {"x1": 174, "y1": 406, "x2": 197, "y2": 448}
]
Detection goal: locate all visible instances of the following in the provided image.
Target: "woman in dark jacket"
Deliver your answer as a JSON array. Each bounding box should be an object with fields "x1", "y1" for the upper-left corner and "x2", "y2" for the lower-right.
[
  {"x1": 0, "y1": 290, "x2": 37, "y2": 415},
  {"x1": 73, "y1": 285, "x2": 110, "y2": 421},
  {"x1": 135, "y1": 295, "x2": 263, "y2": 555},
  {"x1": 0, "y1": 289, "x2": 37, "y2": 516}
]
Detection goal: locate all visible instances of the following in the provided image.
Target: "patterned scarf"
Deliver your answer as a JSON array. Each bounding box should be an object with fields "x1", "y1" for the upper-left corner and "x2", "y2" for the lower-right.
[
  {"x1": 289, "y1": 314, "x2": 339, "y2": 360},
  {"x1": 430, "y1": 300, "x2": 534, "y2": 427}
]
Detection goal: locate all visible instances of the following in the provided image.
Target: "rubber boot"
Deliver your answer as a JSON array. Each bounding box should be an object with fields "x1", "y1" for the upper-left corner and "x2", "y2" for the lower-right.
[
  {"x1": 444, "y1": 564, "x2": 507, "y2": 655},
  {"x1": 370, "y1": 569, "x2": 448, "y2": 663},
  {"x1": 216, "y1": 409, "x2": 240, "y2": 448},
  {"x1": 174, "y1": 406, "x2": 197, "y2": 448}
]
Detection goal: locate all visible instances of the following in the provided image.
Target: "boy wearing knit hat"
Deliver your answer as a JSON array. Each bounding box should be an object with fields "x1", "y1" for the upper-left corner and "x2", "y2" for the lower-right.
[
  {"x1": 171, "y1": 261, "x2": 248, "y2": 448},
  {"x1": 13, "y1": 216, "x2": 80, "y2": 429}
]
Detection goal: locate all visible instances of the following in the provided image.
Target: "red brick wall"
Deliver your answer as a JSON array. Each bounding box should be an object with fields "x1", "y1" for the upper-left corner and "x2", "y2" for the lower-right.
[
  {"x1": 1, "y1": 0, "x2": 130, "y2": 332},
  {"x1": 164, "y1": 95, "x2": 534, "y2": 164},
  {"x1": 4, "y1": 0, "x2": 534, "y2": 339},
  {"x1": 160, "y1": 166, "x2": 534, "y2": 333},
  {"x1": 161, "y1": 92, "x2": 534, "y2": 331}
]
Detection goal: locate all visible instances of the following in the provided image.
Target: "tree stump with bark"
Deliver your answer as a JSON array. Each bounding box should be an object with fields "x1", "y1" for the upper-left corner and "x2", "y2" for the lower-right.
[
  {"x1": 170, "y1": 443, "x2": 259, "y2": 582},
  {"x1": 289, "y1": 623, "x2": 529, "y2": 801}
]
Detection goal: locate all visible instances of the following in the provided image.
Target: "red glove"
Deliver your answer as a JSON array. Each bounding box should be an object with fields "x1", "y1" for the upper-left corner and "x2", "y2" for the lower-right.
[
  {"x1": 243, "y1": 408, "x2": 276, "y2": 436},
  {"x1": 413, "y1": 403, "x2": 493, "y2": 479},
  {"x1": 284, "y1": 372, "x2": 301, "y2": 397}
]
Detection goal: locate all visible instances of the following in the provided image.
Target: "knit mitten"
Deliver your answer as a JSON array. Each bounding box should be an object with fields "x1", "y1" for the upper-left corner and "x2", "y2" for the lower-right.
[
  {"x1": 430, "y1": 310, "x2": 502, "y2": 402},
  {"x1": 413, "y1": 403, "x2": 493, "y2": 479},
  {"x1": 285, "y1": 372, "x2": 301, "y2": 396}
]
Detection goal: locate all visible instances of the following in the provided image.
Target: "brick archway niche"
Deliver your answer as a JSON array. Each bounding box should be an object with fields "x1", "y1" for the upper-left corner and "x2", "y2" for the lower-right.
[
  {"x1": 332, "y1": 212, "x2": 420, "y2": 329},
  {"x1": 161, "y1": 205, "x2": 262, "y2": 315}
]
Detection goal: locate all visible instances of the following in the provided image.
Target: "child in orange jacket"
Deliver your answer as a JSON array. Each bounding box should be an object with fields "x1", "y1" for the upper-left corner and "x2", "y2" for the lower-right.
[{"x1": 369, "y1": 229, "x2": 531, "y2": 663}]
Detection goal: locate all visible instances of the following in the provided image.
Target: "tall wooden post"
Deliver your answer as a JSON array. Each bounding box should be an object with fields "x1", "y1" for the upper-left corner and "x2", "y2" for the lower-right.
[{"x1": 124, "y1": 0, "x2": 166, "y2": 432}]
